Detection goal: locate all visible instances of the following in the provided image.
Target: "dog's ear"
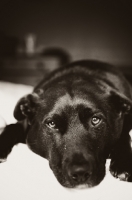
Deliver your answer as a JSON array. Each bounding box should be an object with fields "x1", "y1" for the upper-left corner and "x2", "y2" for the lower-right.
[
  {"x1": 109, "y1": 90, "x2": 132, "y2": 115},
  {"x1": 14, "y1": 92, "x2": 41, "y2": 123}
]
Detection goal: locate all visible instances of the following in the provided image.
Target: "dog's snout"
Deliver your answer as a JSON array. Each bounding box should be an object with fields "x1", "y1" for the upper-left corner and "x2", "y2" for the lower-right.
[
  {"x1": 65, "y1": 153, "x2": 94, "y2": 184},
  {"x1": 68, "y1": 163, "x2": 92, "y2": 183}
]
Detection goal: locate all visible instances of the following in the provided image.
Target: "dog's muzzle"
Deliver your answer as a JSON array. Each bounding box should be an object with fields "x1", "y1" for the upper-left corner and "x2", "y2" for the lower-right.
[{"x1": 63, "y1": 152, "x2": 95, "y2": 185}]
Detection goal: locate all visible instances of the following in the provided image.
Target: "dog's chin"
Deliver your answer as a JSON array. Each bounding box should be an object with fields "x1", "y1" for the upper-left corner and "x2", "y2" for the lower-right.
[
  {"x1": 59, "y1": 180, "x2": 98, "y2": 189},
  {"x1": 54, "y1": 173, "x2": 104, "y2": 189}
]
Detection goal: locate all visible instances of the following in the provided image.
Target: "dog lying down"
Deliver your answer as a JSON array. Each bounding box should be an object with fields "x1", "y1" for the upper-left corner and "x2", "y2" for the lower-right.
[{"x1": 0, "y1": 60, "x2": 132, "y2": 188}]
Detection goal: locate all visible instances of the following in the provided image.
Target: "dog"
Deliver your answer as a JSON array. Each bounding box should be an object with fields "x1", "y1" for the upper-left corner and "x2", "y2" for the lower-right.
[{"x1": 0, "y1": 60, "x2": 132, "y2": 188}]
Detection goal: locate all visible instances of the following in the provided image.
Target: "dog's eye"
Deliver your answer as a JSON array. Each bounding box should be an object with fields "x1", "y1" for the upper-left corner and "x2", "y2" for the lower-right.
[
  {"x1": 46, "y1": 120, "x2": 58, "y2": 130},
  {"x1": 91, "y1": 117, "x2": 101, "y2": 126}
]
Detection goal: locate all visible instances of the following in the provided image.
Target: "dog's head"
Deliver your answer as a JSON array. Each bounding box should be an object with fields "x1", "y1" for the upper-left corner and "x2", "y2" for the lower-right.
[{"x1": 14, "y1": 79, "x2": 132, "y2": 188}]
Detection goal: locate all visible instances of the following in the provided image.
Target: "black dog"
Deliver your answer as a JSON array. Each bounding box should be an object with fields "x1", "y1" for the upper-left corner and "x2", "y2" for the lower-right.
[{"x1": 0, "y1": 60, "x2": 132, "y2": 188}]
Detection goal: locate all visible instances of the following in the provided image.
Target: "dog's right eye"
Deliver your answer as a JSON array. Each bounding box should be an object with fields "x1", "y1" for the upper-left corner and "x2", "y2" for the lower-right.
[{"x1": 91, "y1": 116, "x2": 101, "y2": 126}]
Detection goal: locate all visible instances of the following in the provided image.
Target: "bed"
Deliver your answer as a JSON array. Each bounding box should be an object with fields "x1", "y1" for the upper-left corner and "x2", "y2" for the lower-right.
[{"x1": 0, "y1": 81, "x2": 132, "y2": 200}]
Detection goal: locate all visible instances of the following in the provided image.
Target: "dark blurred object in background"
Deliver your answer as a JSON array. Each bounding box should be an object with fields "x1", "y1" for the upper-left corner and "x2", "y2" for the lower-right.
[
  {"x1": 40, "y1": 47, "x2": 71, "y2": 68},
  {"x1": 0, "y1": 31, "x2": 19, "y2": 56},
  {"x1": 0, "y1": 45, "x2": 71, "y2": 86},
  {"x1": 0, "y1": 0, "x2": 132, "y2": 85}
]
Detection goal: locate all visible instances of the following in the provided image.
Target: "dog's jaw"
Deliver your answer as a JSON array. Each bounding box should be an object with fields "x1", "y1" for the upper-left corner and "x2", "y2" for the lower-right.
[{"x1": 49, "y1": 158, "x2": 106, "y2": 188}]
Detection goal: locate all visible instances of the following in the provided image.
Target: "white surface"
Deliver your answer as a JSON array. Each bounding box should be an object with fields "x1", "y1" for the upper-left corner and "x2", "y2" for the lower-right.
[
  {"x1": 0, "y1": 144, "x2": 132, "y2": 200},
  {"x1": 0, "y1": 81, "x2": 132, "y2": 200}
]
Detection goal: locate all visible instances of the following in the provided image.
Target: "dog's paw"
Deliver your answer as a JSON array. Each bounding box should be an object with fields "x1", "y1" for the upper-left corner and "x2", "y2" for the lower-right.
[
  {"x1": 0, "y1": 141, "x2": 11, "y2": 163},
  {"x1": 0, "y1": 149, "x2": 9, "y2": 163},
  {"x1": 0, "y1": 158, "x2": 7, "y2": 163},
  {"x1": 110, "y1": 159, "x2": 132, "y2": 182},
  {"x1": 0, "y1": 145, "x2": 12, "y2": 163}
]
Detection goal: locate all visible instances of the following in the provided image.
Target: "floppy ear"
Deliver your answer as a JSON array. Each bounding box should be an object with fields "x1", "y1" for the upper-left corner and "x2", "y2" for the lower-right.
[
  {"x1": 109, "y1": 90, "x2": 132, "y2": 115},
  {"x1": 14, "y1": 92, "x2": 41, "y2": 123}
]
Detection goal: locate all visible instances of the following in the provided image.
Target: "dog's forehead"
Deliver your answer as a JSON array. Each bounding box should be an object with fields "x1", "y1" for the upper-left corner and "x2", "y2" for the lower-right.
[
  {"x1": 41, "y1": 80, "x2": 107, "y2": 115},
  {"x1": 56, "y1": 93, "x2": 93, "y2": 106},
  {"x1": 48, "y1": 93, "x2": 97, "y2": 114}
]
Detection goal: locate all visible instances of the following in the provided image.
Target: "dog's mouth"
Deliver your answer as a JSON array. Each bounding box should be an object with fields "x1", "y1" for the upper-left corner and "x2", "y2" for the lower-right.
[
  {"x1": 54, "y1": 173, "x2": 105, "y2": 189},
  {"x1": 62, "y1": 181, "x2": 93, "y2": 189},
  {"x1": 63, "y1": 180, "x2": 96, "y2": 189},
  {"x1": 50, "y1": 161, "x2": 106, "y2": 188}
]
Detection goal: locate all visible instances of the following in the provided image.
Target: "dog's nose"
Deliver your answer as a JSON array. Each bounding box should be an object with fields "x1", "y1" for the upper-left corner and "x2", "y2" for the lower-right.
[{"x1": 68, "y1": 163, "x2": 92, "y2": 183}]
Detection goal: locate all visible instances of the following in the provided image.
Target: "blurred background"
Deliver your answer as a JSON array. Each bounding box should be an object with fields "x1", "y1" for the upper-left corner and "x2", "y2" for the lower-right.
[{"x1": 0, "y1": 0, "x2": 132, "y2": 86}]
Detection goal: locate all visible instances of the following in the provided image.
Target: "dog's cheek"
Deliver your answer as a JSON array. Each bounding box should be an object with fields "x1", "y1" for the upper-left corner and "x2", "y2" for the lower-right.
[
  {"x1": 106, "y1": 112, "x2": 124, "y2": 144},
  {"x1": 26, "y1": 123, "x2": 49, "y2": 159},
  {"x1": 47, "y1": 132, "x2": 68, "y2": 176},
  {"x1": 49, "y1": 132, "x2": 64, "y2": 160},
  {"x1": 89, "y1": 122, "x2": 114, "y2": 159},
  {"x1": 89, "y1": 122, "x2": 108, "y2": 149}
]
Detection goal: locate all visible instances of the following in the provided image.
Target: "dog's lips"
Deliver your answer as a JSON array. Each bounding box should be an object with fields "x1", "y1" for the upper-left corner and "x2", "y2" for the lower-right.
[
  {"x1": 60, "y1": 177, "x2": 96, "y2": 188},
  {"x1": 51, "y1": 164, "x2": 105, "y2": 188}
]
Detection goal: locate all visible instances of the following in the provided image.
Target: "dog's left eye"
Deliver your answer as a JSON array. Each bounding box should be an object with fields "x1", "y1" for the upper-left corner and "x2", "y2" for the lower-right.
[
  {"x1": 91, "y1": 117, "x2": 101, "y2": 126},
  {"x1": 46, "y1": 120, "x2": 58, "y2": 130}
]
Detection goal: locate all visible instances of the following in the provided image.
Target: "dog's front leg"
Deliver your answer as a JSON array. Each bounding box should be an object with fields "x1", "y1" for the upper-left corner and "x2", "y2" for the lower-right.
[
  {"x1": 110, "y1": 132, "x2": 132, "y2": 182},
  {"x1": 0, "y1": 123, "x2": 26, "y2": 162}
]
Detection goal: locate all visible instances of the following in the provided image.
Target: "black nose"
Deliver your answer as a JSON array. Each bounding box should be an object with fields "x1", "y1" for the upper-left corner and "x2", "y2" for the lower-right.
[{"x1": 68, "y1": 163, "x2": 92, "y2": 183}]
